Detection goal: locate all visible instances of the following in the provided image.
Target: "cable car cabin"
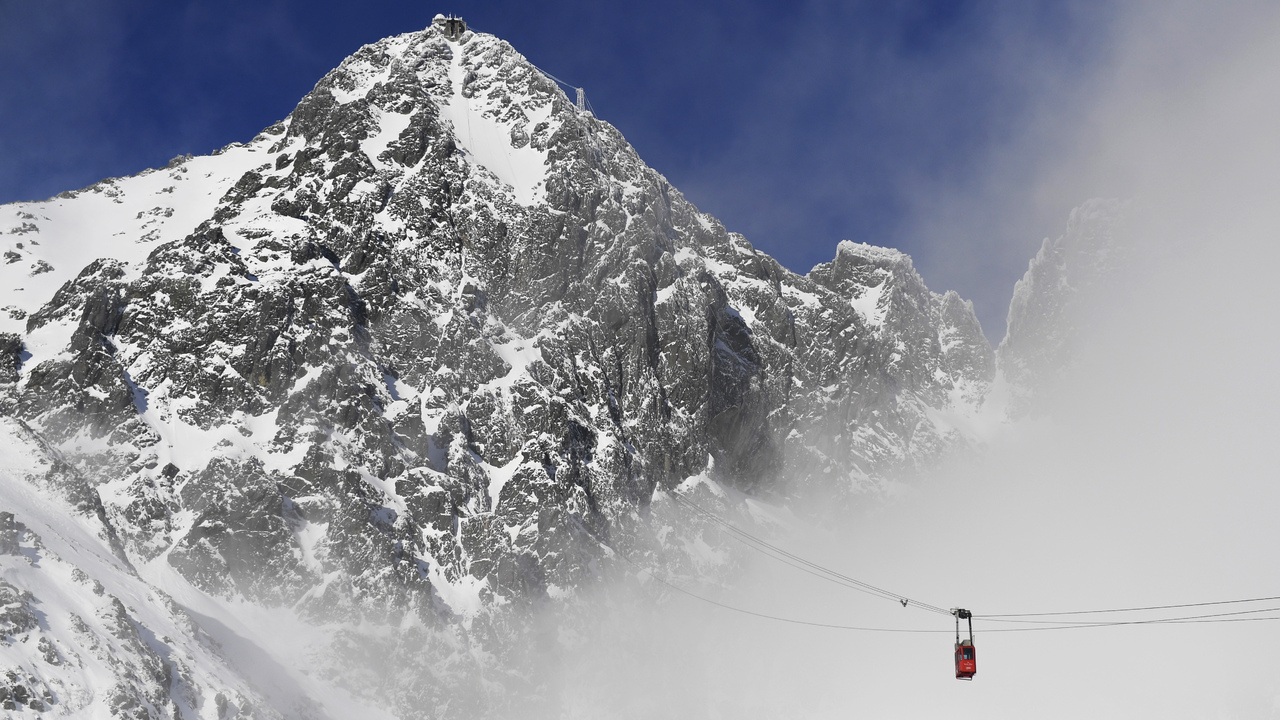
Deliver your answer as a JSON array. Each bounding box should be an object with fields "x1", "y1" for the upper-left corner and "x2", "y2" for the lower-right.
[
  {"x1": 954, "y1": 639, "x2": 977, "y2": 680},
  {"x1": 952, "y1": 607, "x2": 976, "y2": 680}
]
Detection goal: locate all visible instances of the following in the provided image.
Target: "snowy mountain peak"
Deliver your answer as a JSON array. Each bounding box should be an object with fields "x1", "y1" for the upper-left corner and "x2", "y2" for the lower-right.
[{"x1": 0, "y1": 21, "x2": 1009, "y2": 717}]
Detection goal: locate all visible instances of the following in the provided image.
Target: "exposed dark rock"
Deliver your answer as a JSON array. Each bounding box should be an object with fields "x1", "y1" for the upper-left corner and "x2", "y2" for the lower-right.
[
  {"x1": 0, "y1": 580, "x2": 38, "y2": 639},
  {"x1": 0, "y1": 512, "x2": 15, "y2": 554}
]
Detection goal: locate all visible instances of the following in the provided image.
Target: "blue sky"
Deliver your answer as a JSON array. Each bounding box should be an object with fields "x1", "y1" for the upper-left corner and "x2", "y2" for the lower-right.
[{"x1": 0, "y1": 1, "x2": 1116, "y2": 338}]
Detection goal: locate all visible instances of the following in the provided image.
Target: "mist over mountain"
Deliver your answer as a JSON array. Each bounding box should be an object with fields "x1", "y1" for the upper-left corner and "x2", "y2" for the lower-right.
[{"x1": 0, "y1": 14, "x2": 1141, "y2": 719}]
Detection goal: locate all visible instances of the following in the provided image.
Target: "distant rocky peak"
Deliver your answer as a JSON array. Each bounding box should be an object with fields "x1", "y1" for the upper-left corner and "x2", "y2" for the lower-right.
[
  {"x1": 807, "y1": 239, "x2": 993, "y2": 400},
  {"x1": 832, "y1": 239, "x2": 914, "y2": 269},
  {"x1": 997, "y1": 198, "x2": 1131, "y2": 413},
  {"x1": 810, "y1": 241, "x2": 925, "y2": 329}
]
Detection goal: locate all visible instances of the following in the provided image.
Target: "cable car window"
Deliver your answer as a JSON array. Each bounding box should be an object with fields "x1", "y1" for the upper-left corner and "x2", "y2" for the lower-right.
[{"x1": 962, "y1": 648, "x2": 974, "y2": 660}]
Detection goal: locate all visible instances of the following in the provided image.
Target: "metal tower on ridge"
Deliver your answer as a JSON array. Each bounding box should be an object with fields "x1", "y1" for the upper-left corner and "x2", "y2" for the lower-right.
[{"x1": 433, "y1": 14, "x2": 467, "y2": 41}]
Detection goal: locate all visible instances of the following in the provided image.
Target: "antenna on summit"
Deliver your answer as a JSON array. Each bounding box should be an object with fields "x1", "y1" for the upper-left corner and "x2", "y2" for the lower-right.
[{"x1": 432, "y1": 14, "x2": 468, "y2": 41}]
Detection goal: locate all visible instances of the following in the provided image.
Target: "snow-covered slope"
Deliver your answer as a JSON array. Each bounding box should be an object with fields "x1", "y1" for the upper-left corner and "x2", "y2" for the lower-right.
[
  {"x1": 0, "y1": 15, "x2": 999, "y2": 717},
  {"x1": 0, "y1": 416, "x2": 291, "y2": 718},
  {"x1": 0, "y1": 149, "x2": 266, "y2": 339}
]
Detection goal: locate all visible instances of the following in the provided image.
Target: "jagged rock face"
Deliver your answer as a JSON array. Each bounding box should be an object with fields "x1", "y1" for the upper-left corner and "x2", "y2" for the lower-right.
[
  {"x1": 0, "y1": 16, "x2": 995, "y2": 716},
  {"x1": 800, "y1": 242, "x2": 994, "y2": 482},
  {"x1": 997, "y1": 198, "x2": 1128, "y2": 413}
]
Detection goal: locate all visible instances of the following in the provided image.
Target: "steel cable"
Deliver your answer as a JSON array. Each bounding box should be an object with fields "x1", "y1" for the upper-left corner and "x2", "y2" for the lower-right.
[
  {"x1": 663, "y1": 491, "x2": 953, "y2": 615},
  {"x1": 588, "y1": 523, "x2": 1280, "y2": 635},
  {"x1": 979, "y1": 595, "x2": 1280, "y2": 619}
]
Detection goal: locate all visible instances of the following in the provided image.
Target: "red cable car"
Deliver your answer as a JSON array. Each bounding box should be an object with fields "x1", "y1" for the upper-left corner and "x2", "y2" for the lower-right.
[{"x1": 953, "y1": 608, "x2": 976, "y2": 680}]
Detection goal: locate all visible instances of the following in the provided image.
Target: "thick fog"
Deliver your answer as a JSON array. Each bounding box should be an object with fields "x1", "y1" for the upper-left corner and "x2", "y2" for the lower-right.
[{"x1": 533, "y1": 2, "x2": 1280, "y2": 718}]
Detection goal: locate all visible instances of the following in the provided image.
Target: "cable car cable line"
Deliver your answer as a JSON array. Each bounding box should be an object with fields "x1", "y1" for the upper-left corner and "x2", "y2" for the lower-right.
[
  {"x1": 582, "y1": 518, "x2": 1280, "y2": 635},
  {"x1": 978, "y1": 595, "x2": 1280, "y2": 619},
  {"x1": 974, "y1": 609, "x2": 1280, "y2": 632},
  {"x1": 664, "y1": 491, "x2": 950, "y2": 613},
  {"x1": 578, "y1": 490, "x2": 1280, "y2": 684},
  {"x1": 974, "y1": 604, "x2": 1280, "y2": 626},
  {"x1": 650, "y1": 500, "x2": 931, "y2": 610},
  {"x1": 648, "y1": 492, "x2": 1280, "y2": 635},
  {"x1": 661, "y1": 491, "x2": 953, "y2": 616},
  {"x1": 583, "y1": 520, "x2": 959, "y2": 634}
]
